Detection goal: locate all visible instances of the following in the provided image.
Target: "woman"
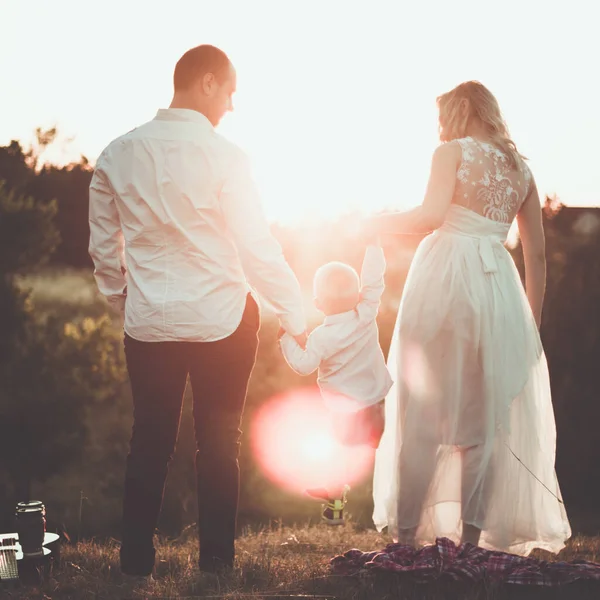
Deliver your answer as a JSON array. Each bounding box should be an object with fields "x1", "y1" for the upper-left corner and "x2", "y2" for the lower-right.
[{"x1": 370, "y1": 81, "x2": 571, "y2": 555}]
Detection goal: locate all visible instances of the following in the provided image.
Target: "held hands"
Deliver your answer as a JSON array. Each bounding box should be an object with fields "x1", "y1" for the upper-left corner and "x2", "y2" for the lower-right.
[
  {"x1": 360, "y1": 217, "x2": 381, "y2": 245},
  {"x1": 277, "y1": 326, "x2": 308, "y2": 349},
  {"x1": 294, "y1": 331, "x2": 308, "y2": 349},
  {"x1": 341, "y1": 213, "x2": 380, "y2": 245},
  {"x1": 363, "y1": 217, "x2": 378, "y2": 238}
]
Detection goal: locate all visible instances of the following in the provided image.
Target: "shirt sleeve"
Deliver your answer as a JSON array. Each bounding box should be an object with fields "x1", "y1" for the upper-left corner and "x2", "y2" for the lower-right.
[
  {"x1": 356, "y1": 244, "x2": 386, "y2": 322},
  {"x1": 279, "y1": 330, "x2": 324, "y2": 376},
  {"x1": 220, "y1": 147, "x2": 306, "y2": 336},
  {"x1": 88, "y1": 155, "x2": 127, "y2": 313}
]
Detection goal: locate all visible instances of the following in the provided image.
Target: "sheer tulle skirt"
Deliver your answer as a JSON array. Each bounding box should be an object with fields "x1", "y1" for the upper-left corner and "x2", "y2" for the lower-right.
[{"x1": 372, "y1": 226, "x2": 571, "y2": 556}]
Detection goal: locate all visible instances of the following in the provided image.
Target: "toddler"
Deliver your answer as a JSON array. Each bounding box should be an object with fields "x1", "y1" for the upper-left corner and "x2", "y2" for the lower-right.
[{"x1": 279, "y1": 240, "x2": 392, "y2": 524}]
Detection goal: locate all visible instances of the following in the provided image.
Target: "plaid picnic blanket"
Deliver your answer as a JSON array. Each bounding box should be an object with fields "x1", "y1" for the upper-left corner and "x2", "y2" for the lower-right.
[{"x1": 330, "y1": 537, "x2": 600, "y2": 586}]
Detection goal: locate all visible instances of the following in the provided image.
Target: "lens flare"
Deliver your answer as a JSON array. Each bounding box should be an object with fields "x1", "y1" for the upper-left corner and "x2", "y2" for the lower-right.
[
  {"x1": 301, "y1": 432, "x2": 335, "y2": 460},
  {"x1": 251, "y1": 387, "x2": 375, "y2": 493}
]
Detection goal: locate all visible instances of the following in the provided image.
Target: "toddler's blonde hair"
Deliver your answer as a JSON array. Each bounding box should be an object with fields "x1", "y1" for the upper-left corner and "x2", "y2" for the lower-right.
[{"x1": 313, "y1": 262, "x2": 360, "y2": 304}]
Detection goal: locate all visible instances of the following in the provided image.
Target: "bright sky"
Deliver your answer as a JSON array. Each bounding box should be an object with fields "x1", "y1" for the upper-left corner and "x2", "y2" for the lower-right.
[{"x1": 1, "y1": 0, "x2": 598, "y2": 223}]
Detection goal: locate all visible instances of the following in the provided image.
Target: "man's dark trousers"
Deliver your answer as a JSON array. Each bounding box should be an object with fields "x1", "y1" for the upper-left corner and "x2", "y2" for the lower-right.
[{"x1": 119, "y1": 294, "x2": 260, "y2": 576}]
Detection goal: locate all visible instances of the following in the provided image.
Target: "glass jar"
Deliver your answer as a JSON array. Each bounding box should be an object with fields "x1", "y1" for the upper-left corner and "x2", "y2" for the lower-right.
[{"x1": 15, "y1": 501, "x2": 46, "y2": 557}]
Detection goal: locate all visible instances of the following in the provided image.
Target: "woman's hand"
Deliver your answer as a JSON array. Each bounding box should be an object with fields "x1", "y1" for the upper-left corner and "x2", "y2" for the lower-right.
[
  {"x1": 364, "y1": 143, "x2": 460, "y2": 235},
  {"x1": 362, "y1": 217, "x2": 380, "y2": 242}
]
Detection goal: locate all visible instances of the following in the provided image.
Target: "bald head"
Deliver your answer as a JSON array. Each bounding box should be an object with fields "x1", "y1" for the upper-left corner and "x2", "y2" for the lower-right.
[
  {"x1": 170, "y1": 44, "x2": 236, "y2": 127},
  {"x1": 314, "y1": 261, "x2": 360, "y2": 314},
  {"x1": 173, "y1": 44, "x2": 232, "y2": 92}
]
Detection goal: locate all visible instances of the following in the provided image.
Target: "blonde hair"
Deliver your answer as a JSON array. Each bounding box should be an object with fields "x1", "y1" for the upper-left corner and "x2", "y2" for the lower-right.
[
  {"x1": 437, "y1": 81, "x2": 524, "y2": 168},
  {"x1": 313, "y1": 262, "x2": 360, "y2": 303}
]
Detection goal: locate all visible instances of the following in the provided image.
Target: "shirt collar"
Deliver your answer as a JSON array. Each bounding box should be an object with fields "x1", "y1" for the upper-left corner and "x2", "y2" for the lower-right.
[
  {"x1": 154, "y1": 108, "x2": 214, "y2": 129},
  {"x1": 323, "y1": 309, "x2": 357, "y2": 325}
]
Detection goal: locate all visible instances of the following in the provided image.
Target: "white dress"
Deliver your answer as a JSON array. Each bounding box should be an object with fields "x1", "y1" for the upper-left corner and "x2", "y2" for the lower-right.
[{"x1": 372, "y1": 137, "x2": 571, "y2": 556}]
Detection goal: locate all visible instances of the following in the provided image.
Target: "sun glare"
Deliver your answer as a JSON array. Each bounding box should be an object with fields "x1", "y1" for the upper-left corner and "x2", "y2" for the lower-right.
[
  {"x1": 251, "y1": 388, "x2": 375, "y2": 494},
  {"x1": 301, "y1": 432, "x2": 335, "y2": 461},
  {"x1": 2, "y1": 1, "x2": 600, "y2": 222}
]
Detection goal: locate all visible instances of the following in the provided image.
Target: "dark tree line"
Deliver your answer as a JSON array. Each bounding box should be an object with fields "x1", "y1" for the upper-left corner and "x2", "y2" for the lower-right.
[{"x1": 0, "y1": 133, "x2": 125, "y2": 533}]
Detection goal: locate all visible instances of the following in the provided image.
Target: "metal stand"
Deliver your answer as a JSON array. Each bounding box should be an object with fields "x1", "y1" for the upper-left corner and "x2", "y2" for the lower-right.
[{"x1": 0, "y1": 532, "x2": 60, "y2": 584}]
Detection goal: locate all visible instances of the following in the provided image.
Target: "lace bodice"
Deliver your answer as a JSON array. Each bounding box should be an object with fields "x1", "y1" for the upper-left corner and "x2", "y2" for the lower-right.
[{"x1": 452, "y1": 137, "x2": 532, "y2": 224}]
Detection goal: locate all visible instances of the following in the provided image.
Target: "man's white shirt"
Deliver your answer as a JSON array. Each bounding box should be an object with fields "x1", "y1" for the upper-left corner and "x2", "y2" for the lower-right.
[
  {"x1": 279, "y1": 245, "x2": 393, "y2": 409},
  {"x1": 89, "y1": 108, "x2": 305, "y2": 342}
]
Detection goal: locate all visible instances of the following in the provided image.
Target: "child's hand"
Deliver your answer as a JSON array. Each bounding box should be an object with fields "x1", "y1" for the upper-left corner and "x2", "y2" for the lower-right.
[{"x1": 362, "y1": 218, "x2": 380, "y2": 245}]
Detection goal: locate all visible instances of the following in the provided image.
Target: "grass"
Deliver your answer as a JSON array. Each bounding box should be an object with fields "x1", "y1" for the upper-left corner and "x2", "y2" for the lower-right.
[{"x1": 2, "y1": 523, "x2": 600, "y2": 600}]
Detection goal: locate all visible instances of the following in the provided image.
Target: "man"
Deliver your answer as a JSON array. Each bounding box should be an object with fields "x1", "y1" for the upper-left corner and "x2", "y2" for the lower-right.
[{"x1": 88, "y1": 44, "x2": 307, "y2": 577}]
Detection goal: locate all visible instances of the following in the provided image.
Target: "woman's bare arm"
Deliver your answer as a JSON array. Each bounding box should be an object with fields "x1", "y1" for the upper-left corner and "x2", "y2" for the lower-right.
[
  {"x1": 367, "y1": 142, "x2": 459, "y2": 235},
  {"x1": 516, "y1": 177, "x2": 546, "y2": 328}
]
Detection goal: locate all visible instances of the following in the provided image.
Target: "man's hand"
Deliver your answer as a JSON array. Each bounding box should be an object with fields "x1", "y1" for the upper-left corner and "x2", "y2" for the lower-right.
[
  {"x1": 277, "y1": 327, "x2": 307, "y2": 349},
  {"x1": 293, "y1": 331, "x2": 308, "y2": 350},
  {"x1": 108, "y1": 292, "x2": 126, "y2": 316}
]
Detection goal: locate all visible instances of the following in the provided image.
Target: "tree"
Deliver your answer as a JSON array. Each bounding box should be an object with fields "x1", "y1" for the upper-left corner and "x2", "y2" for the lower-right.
[
  {"x1": 511, "y1": 200, "x2": 600, "y2": 519},
  {"x1": 0, "y1": 180, "x2": 125, "y2": 505},
  {"x1": 0, "y1": 141, "x2": 33, "y2": 195},
  {"x1": 0, "y1": 131, "x2": 94, "y2": 269},
  {"x1": 0, "y1": 181, "x2": 58, "y2": 364}
]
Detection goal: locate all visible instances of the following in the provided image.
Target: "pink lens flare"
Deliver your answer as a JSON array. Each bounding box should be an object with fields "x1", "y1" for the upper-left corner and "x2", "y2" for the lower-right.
[{"x1": 251, "y1": 387, "x2": 375, "y2": 494}]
